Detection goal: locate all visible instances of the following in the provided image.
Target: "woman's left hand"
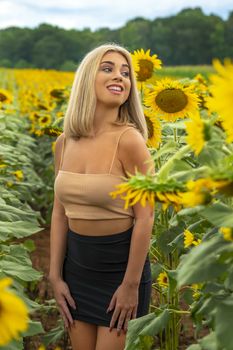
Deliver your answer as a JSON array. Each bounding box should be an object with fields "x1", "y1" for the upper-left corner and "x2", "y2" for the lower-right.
[{"x1": 107, "y1": 282, "x2": 139, "y2": 335}]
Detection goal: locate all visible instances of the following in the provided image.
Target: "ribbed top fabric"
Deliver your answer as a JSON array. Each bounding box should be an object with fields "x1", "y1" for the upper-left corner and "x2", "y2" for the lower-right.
[{"x1": 54, "y1": 127, "x2": 135, "y2": 220}]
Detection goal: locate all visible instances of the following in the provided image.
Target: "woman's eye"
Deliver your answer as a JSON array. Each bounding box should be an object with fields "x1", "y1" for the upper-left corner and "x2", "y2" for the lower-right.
[
  {"x1": 122, "y1": 71, "x2": 130, "y2": 77},
  {"x1": 103, "y1": 67, "x2": 112, "y2": 72}
]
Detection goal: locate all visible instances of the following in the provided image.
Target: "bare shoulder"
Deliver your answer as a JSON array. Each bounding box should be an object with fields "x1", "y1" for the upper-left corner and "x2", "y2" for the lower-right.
[
  {"x1": 119, "y1": 126, "x2": 146, "y2": 153},
  {"x1": 55, "y1": 132, "x2": 65, "y2": 149},
  {"x1": 118, "y1": 126, "x2": 154, "y2": 176}
]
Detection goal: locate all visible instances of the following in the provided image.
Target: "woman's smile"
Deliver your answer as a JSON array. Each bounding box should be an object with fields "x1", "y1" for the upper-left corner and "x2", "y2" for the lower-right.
[{"x1": 107, "y1": 84, "x2": 124, "y2": 95}]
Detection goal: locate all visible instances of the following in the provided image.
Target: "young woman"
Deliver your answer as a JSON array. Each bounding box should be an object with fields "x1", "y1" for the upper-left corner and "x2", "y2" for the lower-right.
[{"x1": 49, "y1": 43, "x2": 155, "y2": 350}]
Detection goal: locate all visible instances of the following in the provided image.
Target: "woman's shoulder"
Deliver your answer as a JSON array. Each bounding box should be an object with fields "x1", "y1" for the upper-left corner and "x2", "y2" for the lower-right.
[
  {"x1": 54, "y1": 132, "x2": 65, "y2": 150},
  {"x1": 116, "y1": 125, "x2": 146, "y2": 154},
  {"x1": 119, "y1": 123, "x2": 143, "y2": 137},
  {"x1": 55, "y1": 132, "x2": 65, "y2": 142},
  {"x1": 114, "y1": 122, "x2": 140, "y2": 136}
]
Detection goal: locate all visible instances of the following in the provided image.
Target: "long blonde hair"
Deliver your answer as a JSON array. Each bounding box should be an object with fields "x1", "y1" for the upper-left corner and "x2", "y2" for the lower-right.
[{"x1": 63, "y1": 43, "x2": 148, "y2": 140}]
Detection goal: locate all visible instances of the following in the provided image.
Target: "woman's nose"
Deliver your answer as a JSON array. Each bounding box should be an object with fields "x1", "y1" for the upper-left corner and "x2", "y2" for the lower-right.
[{"x1": 112, "y1": 73, "x2": 123, "y2": 81}]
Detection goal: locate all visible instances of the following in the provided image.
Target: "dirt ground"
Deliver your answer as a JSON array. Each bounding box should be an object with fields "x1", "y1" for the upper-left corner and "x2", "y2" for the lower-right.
[{"x1": 21, "y1": 227, "x2": 201, "y2": 350}]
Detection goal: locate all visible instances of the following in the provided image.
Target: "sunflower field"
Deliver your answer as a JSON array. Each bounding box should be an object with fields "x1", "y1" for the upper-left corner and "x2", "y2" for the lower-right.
[{"x1": 0, "y1": 49, "x2": 233, "y2": 350}]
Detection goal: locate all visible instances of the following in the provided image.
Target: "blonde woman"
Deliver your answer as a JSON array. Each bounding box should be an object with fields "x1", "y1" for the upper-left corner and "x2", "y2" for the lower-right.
[{"x1": 49, "y1": 43, "x2": 155, "y2": 350}]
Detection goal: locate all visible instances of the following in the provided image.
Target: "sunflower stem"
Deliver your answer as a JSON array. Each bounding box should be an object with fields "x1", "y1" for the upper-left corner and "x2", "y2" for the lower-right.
[
  {"x1": 174, "y1": 128, "x2": 177, "y2": 143},
  {"x1": 172, "y1": 165, "x2": 210, "y2": 180},
  {"x1": 157, "y1": 145, "x2": 191, "y2": 181}
]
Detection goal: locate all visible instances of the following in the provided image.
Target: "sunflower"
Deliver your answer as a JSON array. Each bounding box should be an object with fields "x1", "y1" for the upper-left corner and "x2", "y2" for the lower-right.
[
  {"x1": 0, "y1": 88, "x2": 13, "y2": 106},
  {"x1": 184, "y1": 229, "x2": 201, "y2": 248},
  {"x1": 157, "y1": 272, "x2": 168, "y2": 288},
  {"x1": 56, "y1": 111, "x2": 64, "y2": 118},
  {"x1": 43, "y1": 127, "x2": 62, "y2": 137},
  {"x1": 12, "y1": 170, "x2": 24, "y2": 181},
  {"x1": 38, "y1": 113, "x2": 52, "y2": 127},
  {"x1": 50, "y1": 88, "x2": 65, "y2": 99},
  {"x1": 50, "y1": 88, "x2": 69, "y2": 101},
  {"x1": 155, "y1": 191, "x2": 182, "y2": 211},
  {"x1": 36, "y1": 101, "x2": 55, "y2": 111},
  {"x1": 144, "y1": 78, "x2": 200, "y2": 122},
  {"x1": 185, "y1": 112, "x2": 211, "y2": 155},
  {"x1": 178, "y1": 178, "x2": 215, "y2": 208},
  {"x1": 219, "y1": 227, "x2": 233, "y2": 242},
  {"x1": 29, "y1": 111, "x2": 41, "y2": 122},
  {"x1": 194, "y1": 73, "x2": 207, "y2": 86},
  {"x1": 207, "y1": 59, "x2": 233, "y2": 142},
  {"x1": 110, "y1": 182, "x2": 155, "y2": 209},
  {"x1": 34, "y1": 129, "x2": 45, "y2": 137},
  {"x1": 187, "y1": 178, "x2": 225, "y2": 193},
  {"x1": 0, "y1": 277, "x2": 29, "y2": 346},
  {"x1": 179, "y1": 190, "x2": 208, "y2": 208},
  {"x1": 215, "y1": 179, "x2": 233, "y2": 196},
  {"x1": 192, "y1": 74, "x2": 209, "y2": 110},
  {"x1": 192, "y1": 283, "x2": 202, "y2": 300},
  {"x1": 144, "y1": 109, "x2": 161, "y2": 148},
  {"x1": 131, "y1": 49, "x2": 162, "y2": 82}
]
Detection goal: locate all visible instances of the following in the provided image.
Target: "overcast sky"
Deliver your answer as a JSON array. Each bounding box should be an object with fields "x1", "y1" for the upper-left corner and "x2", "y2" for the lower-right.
[{"x1": 0, "y1": 0, "x2": 232, "y2": 31}]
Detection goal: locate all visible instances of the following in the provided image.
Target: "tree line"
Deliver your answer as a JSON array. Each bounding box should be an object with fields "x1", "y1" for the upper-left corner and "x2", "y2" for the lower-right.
[{"x1": 0, "y1": 7, "x2": 232, "y2": 70}]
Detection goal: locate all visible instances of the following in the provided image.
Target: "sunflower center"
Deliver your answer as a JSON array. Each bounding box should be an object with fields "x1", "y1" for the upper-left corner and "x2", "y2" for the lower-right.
[
  {"x1": 0, "y1": 92, "x2": 7, "y2": 102},
  {"x1": 137, "y1": 60, "x2": 154, "y2": 81},
  {"x1": 50, "y1": 89, "x2": 64, "y2": 99},
  {"x1": 155, "y1": 88, "x2": 188, "y2": 113},
  {"x1": 145, "y1": 116, "x2": 153, "y2": 139},
  {"x1": 41, "y1": 117, "x2": 49, "y2": 123}
]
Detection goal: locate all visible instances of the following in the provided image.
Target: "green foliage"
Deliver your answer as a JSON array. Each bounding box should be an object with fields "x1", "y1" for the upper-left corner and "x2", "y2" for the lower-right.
[
  {"x1": 0, "y1": 112, "x2": 47, "y2": 348},
  {"x1": 177, "y1": 235, "x2": 233, "y2": 285},
  {"x1": 0, "y1": 8, "x2": 232, "y2": 69},
  {"x1": 125, "y1": 310, "x2": 170, "y2": 350},
  {"x1": 124, "y1": 75, "x2": 233, "y2": 349},
  {"x1": 201, "y1": 203, "x2": 233, "y2": 227}
]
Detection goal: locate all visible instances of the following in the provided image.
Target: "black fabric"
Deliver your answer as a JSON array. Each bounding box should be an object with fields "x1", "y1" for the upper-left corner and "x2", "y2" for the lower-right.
[{"x1": 62, "y1": 225, "x2": 152, "y2": 328}]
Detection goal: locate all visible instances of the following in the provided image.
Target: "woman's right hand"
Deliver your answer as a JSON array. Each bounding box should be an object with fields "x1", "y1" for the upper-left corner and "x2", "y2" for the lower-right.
[{"x1": 49, "y1": 277, "x2": 76, "y2": 328}]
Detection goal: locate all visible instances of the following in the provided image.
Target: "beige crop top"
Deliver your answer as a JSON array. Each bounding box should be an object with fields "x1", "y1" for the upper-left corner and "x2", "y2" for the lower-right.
[{"x1": 54, "y1": 127, "x2": 135, "y2": 220}]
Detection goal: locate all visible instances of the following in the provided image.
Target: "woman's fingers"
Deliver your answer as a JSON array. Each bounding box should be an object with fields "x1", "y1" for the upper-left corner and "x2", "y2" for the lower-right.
[
  {"x1": 123, "y1": 310, "x2": 132, "y2": 332},
  {"x1": 116, "y1": 309, "x2": 128, "y2": 336},
  {"x1": 109, "y1": 305, "x2": 121, "y2": 331},
  {"x1": 132, "y1": 305, "x2": 137, "y2": 319},
  {"x1": 63, "y1": 301, "x2": 74, "y2": 325},
  {"x1": 64, "y1": 290, "x2": 76, "y2": 310},
  {"x1": 107, "y1": 293, "x2": 116, "y2": 313},
  {"x1": 110, "y1": 307, "x2": 134, "y2": 335},
  {"x1": 58, "y1": 296, "x2": 74, "y2": 327}
]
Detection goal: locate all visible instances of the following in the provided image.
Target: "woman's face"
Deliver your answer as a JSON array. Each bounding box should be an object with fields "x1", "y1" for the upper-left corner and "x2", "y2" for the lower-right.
[{"x1": 95, "y1": 51, "x2": 131, "y2": 108}]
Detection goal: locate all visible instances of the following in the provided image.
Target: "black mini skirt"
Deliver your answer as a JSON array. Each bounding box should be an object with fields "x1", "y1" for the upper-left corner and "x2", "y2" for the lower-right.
[{"x1": 62, "y1": 225, "x2": 152, "y2": 328}]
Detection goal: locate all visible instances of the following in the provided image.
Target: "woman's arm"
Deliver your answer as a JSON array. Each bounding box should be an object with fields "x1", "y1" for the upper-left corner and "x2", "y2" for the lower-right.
[
  {"x1": 48, "y1": 132, "x2": 69, "y2": 282},
  {"x1": 49, "y1": 209, "x2": 69, "y2": 282},
  {"x1": 118, "y1": 127, "x2": 155, "y2": 285},
  {"x1": 108, "y1": 128, "x2": 155, "y2": 333},
  {"x1": 48, "y1": 133, "x2": 76, "y2": 329}
]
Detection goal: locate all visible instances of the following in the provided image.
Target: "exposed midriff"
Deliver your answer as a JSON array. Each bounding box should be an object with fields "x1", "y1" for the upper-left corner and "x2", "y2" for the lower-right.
[{"x1": 68, "y1": 216, "x2": 135, "y2": 235}]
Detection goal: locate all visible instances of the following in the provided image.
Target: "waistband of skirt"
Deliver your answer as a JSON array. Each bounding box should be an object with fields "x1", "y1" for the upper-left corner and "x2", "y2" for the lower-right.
[{"x1": 67, "y1": 225, "x2": 134, "y2": 242}]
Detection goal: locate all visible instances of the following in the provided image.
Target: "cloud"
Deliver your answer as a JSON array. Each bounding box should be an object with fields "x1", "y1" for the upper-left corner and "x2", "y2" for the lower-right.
[{"x1": 0, "y1": 0, "x2": 232, "y2": 30}]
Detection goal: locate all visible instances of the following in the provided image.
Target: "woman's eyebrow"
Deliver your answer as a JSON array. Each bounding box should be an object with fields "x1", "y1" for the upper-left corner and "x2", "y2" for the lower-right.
[{"x1": 100, "y1": 60, "x2": 129, "y2": 68}]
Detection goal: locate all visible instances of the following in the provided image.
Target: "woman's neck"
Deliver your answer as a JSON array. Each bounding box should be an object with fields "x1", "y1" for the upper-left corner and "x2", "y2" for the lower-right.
[{"x1": 93, "y1": 105, "x2": 119, "y2": 135}]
